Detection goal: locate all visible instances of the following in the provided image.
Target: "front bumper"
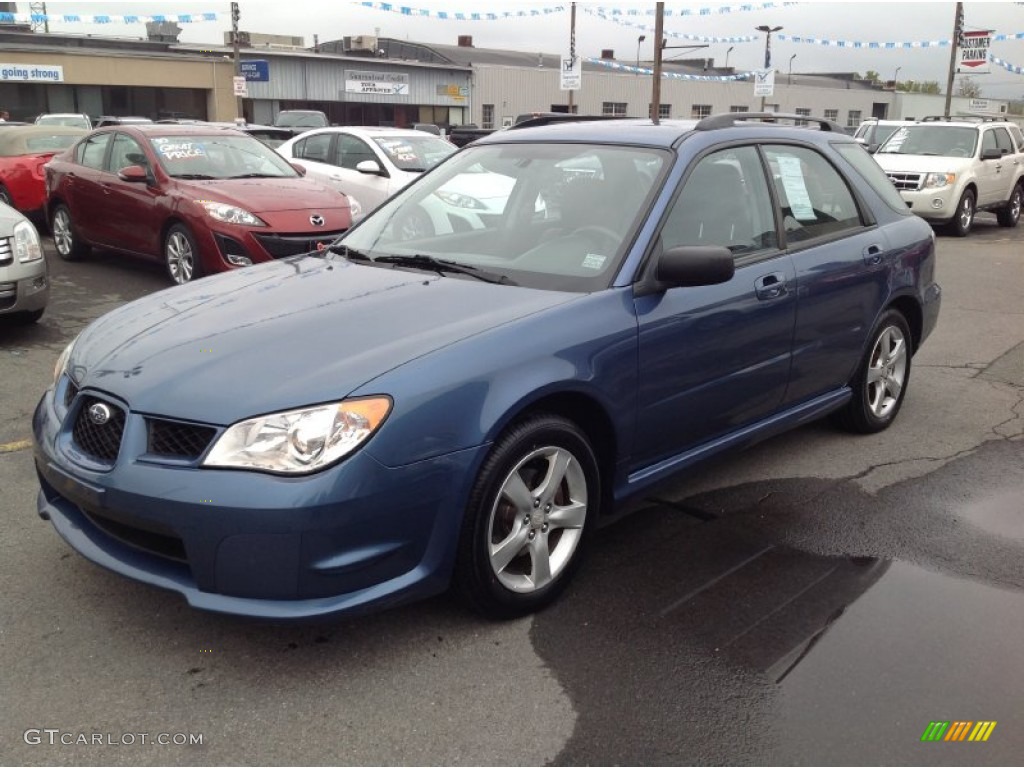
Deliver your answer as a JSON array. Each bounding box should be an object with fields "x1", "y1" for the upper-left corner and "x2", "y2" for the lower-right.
[
  {"x1": 0, "y1": 258, "x2": 48, "y2": 315},
  {"x1": 32, "y1": 382, "x2": 484, "y2": 620},
  {"x1": 898, "y1": 186, "x2": 959, "y2": 223}
]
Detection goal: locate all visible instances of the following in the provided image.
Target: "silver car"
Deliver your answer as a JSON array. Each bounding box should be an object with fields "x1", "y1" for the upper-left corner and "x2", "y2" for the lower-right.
[{"x1": 0, "y1": 202, "x2": 48, "y2": 323}]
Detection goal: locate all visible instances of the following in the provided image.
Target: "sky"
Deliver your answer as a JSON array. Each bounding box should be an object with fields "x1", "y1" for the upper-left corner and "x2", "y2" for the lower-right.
[{"x1": 12, "y1": 0, "x2": 1024, "y2": 98}]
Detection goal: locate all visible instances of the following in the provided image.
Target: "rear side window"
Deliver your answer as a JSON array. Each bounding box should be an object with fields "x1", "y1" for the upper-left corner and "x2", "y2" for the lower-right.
[
  {"x1": 1009, "y1": 125, "x2": 1024, "y2": 152},
  {"x1": 78, "y1": 133, "x2": 111, "y2": 170},
  {"x1": 295, "y1": 133, "x2": 332, "y2": 163},
  {"x1": 762, "y1": 145, "x2": 864, "y2": 243},
  {"x1": 834, "y1": 142, "x2": 910, "y2": 215},
  {"x1": 993, "y1": 128, "x2": 1014, "y2": 155}
]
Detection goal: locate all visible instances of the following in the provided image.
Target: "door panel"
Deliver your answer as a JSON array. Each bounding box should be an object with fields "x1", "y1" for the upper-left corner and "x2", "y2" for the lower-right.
[
  {"x1": 67, "y1": 132, "x2": 112, "y2": 243},
  {"x1": 99, "y1": 133, "x2": 162, "y2": 255}
]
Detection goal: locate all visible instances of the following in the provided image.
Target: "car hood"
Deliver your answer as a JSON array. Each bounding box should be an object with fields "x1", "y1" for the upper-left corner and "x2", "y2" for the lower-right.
[
  {"x1": 872, "y1": 153, "x2": 974, "y2": 173},
  {"x1": 174, "y1": 177, "x2": 349, "y2": 213},
  {"x1": 68, "y1": 256, "x2": 578, "y2": 425},
  {"x1": 0, "y1": 201, "x2": 28, "y2": 230}
]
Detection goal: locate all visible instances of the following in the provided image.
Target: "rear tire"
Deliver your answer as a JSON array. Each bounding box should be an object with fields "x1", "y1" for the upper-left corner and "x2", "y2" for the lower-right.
[
  {"x1": 834, "y1": 309, "x2": 912, "y2": 434},
  {"x1": 50, "y1": 203, "x2": 90, "y2": 261},
  {"x1": 996, "y1": 183, "x2": 1022, "y2": 228},
  {"x1": 455, "y1": 414, "x2": 599, "y2": 619}
]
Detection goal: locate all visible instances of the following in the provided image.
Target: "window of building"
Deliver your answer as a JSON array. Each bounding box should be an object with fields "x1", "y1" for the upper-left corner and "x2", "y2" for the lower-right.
[
  {"x1": 691, "y1": 104, "x2": 713, "y2": 119},
  {"x1": 847, "y1": 110, "x2": 862, "y2": 129},
  {"x1": 647, "y1": 103, "x2": 672, "y2": 119},
  {"x1": 602, "y1": 102, "x2": 628, "y2": 117},
  {"x1": 764, "y1": 103, "x2": 780, "y2": 113},
  {"x1": 795, "y1": 108, "x2": 811, "y2": 117},
  {"x1": 763, "y1": 145, "x2": 865, "y2": 242},
  {"x1": 482, "y1": 104, "x2": 495, "y2": 130},
  {"x1": 729, "y1": 105, "x2": 750, "y2": 113},
  {"x1": 824, "y1": 109, "x2": 839, "y2": 122}
]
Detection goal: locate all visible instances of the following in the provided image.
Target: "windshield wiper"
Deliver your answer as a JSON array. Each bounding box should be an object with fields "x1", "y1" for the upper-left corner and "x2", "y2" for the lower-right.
[
  {"x1": 327, "y1": 244, "x2": 373, "y2": 262},
  {"x1": 227, "y1": 173, "x2": 283, "y2": 179},
  {"x1": 374, "y1": 254, "x2": 514, "y2": 285},
  {"x1": 171, "y1": 173, "x2": 217, "y2": 180}
]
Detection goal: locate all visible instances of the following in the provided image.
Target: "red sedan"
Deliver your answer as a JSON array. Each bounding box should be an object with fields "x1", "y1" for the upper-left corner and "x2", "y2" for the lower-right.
[
  {"x1": 45, "y1": 124, "x2": 355, "y2": 284},
  {"x1": 0, "y1": 126, "x2": 87, "y2": 217}
]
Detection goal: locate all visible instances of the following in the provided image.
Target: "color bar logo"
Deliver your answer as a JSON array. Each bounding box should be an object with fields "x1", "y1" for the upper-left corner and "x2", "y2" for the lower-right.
[{"x1": 921, "y1": 721, "x2": 997, "y2": 742}]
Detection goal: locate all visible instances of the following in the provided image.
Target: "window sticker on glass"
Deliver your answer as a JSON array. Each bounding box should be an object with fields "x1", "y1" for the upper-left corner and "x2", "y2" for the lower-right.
[
  {"x1": 582, "y1": 253, "x2": 606, "y2": 270},
  {"x1": 157, "y1": 141, "x2": 206, "y2": 160},
  {"x1": 776, "y1": 155, "x2": 816, "y2": 220}
]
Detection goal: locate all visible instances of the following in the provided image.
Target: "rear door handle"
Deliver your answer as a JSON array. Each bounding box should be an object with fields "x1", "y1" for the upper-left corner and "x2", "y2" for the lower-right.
[
  {"x1": 754, "y1": 272, "x2": 788, "y2": 300},
  {"x1": 862, "y1": 244, "x2": 883, "y2": 266}
]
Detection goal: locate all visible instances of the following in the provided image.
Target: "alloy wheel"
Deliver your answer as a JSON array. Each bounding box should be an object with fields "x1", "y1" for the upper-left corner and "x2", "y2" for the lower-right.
[
  {"x1": 166, "y1": 231, "x2": 195, "y2": 284},
  {"x1": 865, "y1": 325, "x2": 908, "y2": 419},
  {"x1": 53, "y1": 208, "x2": 73, "y2": 257}
]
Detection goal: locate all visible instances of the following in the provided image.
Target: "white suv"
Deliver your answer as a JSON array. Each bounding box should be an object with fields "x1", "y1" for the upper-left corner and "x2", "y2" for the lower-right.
[{"x1": 873, "y1": 118, "x2": 1024, "y2": 236}]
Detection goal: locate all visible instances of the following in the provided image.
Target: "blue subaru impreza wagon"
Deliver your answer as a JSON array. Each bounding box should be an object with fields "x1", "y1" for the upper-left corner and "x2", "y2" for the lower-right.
[{"x1": 34, "y1": 114, "x2": 940, "y2": 620}]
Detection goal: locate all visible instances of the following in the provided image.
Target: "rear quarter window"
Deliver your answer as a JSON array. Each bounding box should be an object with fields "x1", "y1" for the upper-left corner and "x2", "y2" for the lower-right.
[{"x1": 833, "y1": 142, "x2": 911, "y2": 215}]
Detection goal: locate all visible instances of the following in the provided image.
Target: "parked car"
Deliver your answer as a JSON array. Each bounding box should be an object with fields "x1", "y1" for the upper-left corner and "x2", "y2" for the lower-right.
[
  {"x1": 852, "y1": 118, "x2": 916, "y2": 152},
  {"x1": 273, "y1": 109, "x2": 329, "y2": 138},
  {"x1": 34, "y1": 113, "x2": 940, "y2": 621},
  {"x1": 277, "y1": 126, "x2": 457, "y2": 213},
  {"x1": 0, "y1": 126, "x2": 87, "y2": 217},
  {"x1": 0, "y1": 200, "x2": 48, "y2": 323},
  {"x1": 34, "y1": 113, "x2": 93, "y2": 130},
  {"x1": 93, "y1": 116, "x2": 153, "y2": 127},
  {"x1": 45, "y1": 124, "x2": 356, "y2": 284},
  {"x1": 412, "y1": 122, "x2": 442, "y2": 136},
  {"x1": 873, "y1": 117, "x2": 1024, "y2": 235}
]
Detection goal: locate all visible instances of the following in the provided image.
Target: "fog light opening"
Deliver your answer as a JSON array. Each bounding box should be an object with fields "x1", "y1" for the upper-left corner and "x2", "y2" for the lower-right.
[
  {"x1": 226, "y1": 254, "x2": 252, "y2": 266},
  {"x1": 931, "y1": 198, "x2": 944, "y2": 209}
]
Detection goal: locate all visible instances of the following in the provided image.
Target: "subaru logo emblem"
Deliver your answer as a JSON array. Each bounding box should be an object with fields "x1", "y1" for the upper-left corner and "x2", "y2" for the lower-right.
[
  {"x1": 310, "y1": 214, "x2": 325, "y2": 227},
  {"x1": 88, "y1": 402, "x2": 112, "y2": 426}
]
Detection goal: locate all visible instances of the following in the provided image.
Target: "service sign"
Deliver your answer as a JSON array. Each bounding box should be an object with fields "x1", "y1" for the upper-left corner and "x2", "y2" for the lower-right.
[
  {"x1": 957, "y1": 30, "x2": 991, "y2": 74},
  {"x1": 344, "y1": 70, "x2": 410, "y2": 96},
  {"x1": 560, "y1": 54, "x2": 581, "y2": 91},
  {"x1": 753, "y1": 68, "x2": 775, "y2": 97},
  {"x1": 241, "y1": 59, "x2": 269, "y2": 82},
  {"x1": 0, "y1": 63, "x2": 64, "y2": 82}
]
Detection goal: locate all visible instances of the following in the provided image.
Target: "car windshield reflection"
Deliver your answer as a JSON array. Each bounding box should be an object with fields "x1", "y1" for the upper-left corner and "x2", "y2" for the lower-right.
[{"x1": 148, "y1": 134, "x2": 299, "y2": 179}]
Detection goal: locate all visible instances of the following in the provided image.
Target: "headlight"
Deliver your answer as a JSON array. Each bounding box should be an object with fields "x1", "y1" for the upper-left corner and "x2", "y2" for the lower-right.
[
  {"x1": 922, "y1": 172, "x2": 956, "y2": 189},
  {"x1": 434, "y1": 190, "x2": 487, "y2": 210},
  {"x1": 197, "y1": 201, "x2": 266, "y2": 227},
  {"x1": 346, "y1": 193, "x2": 363, "y2": 219},
  {"x1": 53, "y1": 338, "x2": 76, "y2": 386},
  {"x1": 14, "y1": 220, "x2": 43, "y2": 263},
  {"x1": 203, "y1": 397, "x2": 392, "y2": 474}
]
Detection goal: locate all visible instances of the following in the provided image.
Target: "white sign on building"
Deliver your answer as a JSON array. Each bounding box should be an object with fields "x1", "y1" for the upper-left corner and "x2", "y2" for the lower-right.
[
  {"x1": 0, "y1": 63, "x2": 64, "y2": 82},
  {"x1": 957, "y1": 30, "x2": 992, "y2": 74},
  {"x1": 969, "y1": 98, "x2": 990, "y2": 112},
  {"x1": 753, "y1": 69, "x2": 775, "y2": 97},
  {"x1": 232, "y1": 76, "x2": 248, "y2": 97},
  {"x1": 344, "y1": 70, "x2": 410, "y2": 96},
  {"x1": 560, "y1": 54, "x2": 581, "y2": 91}
]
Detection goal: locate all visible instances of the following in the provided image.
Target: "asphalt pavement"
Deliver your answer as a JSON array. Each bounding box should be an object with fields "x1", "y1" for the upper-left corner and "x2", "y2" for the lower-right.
[{"x1": 1, "y1": 215, "x2": 1021, "y2": 765}]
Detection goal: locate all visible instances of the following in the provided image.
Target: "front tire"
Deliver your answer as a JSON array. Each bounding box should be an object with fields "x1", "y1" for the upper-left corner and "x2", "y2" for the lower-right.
[
  {"x1": 50, "y1": 203, "x2": 91, "y2": 261},
  {"x1": 455, "y1": 414, "x2": 600, "y2": 619},
  {"x1": 164, "y1": 224, "x2": 203, "y2": 285},
  {"x1": 835, "y1": 309, "x2": 912, "y2": 434},
  {"x1": 996, "y1": 183, "x2": 1022, "y2": 228},
  {"x1": 948, "y1": 189, "x2": 975, "y2": 237}
]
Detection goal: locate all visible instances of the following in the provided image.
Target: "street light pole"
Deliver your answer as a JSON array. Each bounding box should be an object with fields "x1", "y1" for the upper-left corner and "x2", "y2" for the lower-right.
[
  {"x1": 788, "y1": 53, "x2": 796, "y2": 85},
  {"x1": 636, "y1": 34, "x2": 646, "y2": 74},
  {"x1": 231, "y1": 1, "x2": 242, "y2": 121},
  {"x1": 755, "y1": 24, "x2": 783, "y2": 112},
  {"x1": 725, "y1": 46, "x2": 734, "y2": 69}
]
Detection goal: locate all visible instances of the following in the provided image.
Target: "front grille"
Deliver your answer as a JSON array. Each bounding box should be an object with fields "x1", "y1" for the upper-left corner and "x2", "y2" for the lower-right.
[
  {"x1": 72, "y1": 397, "x2": 126, "y2": 462},
  {"x1": 147, "y1": 419, "x2": 216, "y2": 460},
  {"x1": 253, "y1": 230, "x2": 345, "y2": 259},
  {"x1": 0, "y1": 237, "x2": 11, "y2": 266},
  {"x1": 83, "y1": 510, "x2": 187, "y2": 562},
  {"x1": 886, "y1": 172, "x2": 923, "y2": 191}
]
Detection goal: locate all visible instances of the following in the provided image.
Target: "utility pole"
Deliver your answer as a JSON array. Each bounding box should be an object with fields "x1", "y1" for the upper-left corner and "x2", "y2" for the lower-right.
[
  {"x1": 651, "y1": 2, "x2": 664, "y2": 123},
  {"x1": 231, "y1": 1, "x2": 243, "y2": 121},
  {"x1": 567, "y1": 2, "x2": 576, "y2": 114},
  {"x1": 944, "y1": 1, "x2": 963, "y2": 117},
  {"x1": 756, "y1": 24, "x2": 783, "y2": 112}
]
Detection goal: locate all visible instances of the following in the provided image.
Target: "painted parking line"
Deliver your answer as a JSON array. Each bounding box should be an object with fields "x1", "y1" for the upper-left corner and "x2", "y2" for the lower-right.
[{"x1": 0, "y1": 439, "x2": 33, "y2": 454}]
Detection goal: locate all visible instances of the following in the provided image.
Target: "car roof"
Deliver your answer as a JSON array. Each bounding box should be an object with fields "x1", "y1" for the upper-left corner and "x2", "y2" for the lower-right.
[
  {"x1": 0, "y1": 125, "x2": 89, "y2": 155},
  {"x1": 93, "y1": 124, "x2": 248, "y2": 138},
  {"x1": 292, "y1": 126, "x2": 434, "y2": 139}
]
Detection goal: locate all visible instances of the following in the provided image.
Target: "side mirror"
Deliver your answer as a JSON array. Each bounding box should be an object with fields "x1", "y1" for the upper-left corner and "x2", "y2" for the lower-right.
[
  {"x1": 356, "y1": 159, "x2": 384, "y2": 175},
  {"x1": 290, "y1": 162, "x2": 307, "y2": 176},
  {"x1": 980, "y1": 147, "x2": 1002, "y2": 160},
  {"x1": 866, "y1": 143, "x2": 880, "y2": 154},
  {"x1": 656, "y1": 245, "x2": 735, "y2": 288},
  {"x1": 117, "y1": 165, "x2": 148, "y2": 183}
]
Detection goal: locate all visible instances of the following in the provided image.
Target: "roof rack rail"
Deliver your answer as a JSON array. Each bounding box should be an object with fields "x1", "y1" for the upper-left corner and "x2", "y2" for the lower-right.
[
  {"x1": 505, "y1": 114, "x2": 621, "y2": 130},
  {"x1": 695, "y1": 111, "x2": 846, "y2": 133},
  {"x1": 920, "y1": 115, "x2": 1000, "y2": 123}
]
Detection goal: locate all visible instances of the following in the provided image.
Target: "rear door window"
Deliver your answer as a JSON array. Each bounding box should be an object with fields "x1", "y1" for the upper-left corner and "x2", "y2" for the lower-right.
[{"x1": 79, "y1": 133, "x2": 111, "y2": 170}]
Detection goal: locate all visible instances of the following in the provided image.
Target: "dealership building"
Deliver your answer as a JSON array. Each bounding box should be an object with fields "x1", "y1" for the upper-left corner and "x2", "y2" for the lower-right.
[{"x1": 0, "y1": 22, "x2": 1013, "y2": 130}]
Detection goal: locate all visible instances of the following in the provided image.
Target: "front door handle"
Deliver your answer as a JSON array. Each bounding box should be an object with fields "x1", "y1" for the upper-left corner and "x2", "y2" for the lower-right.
[
  {"x1": 863, "y1": 244, "x2": 884, "y2": 266},
  {"x1": 754, "y1": 272, "x2": 788, "y2": 300}
]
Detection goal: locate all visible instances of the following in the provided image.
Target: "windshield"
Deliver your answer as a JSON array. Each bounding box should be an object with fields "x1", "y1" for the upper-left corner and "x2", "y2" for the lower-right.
[
  {"x1": 149, "y1": 134, "x2": 299, "y2": 179},
  {"x1": 877, "y1": 125, "x2": 978, "y2": 158},
  {"x1": 37, "y1": 115, "x2": 91, "y2": 129},
  {"x1": 275, "y1": 112, "x2": 328, "y2": 128},
  {"x1": 340, "y1": 143, "x2": 668, "y2": 293},
  {"x1": 372, "y1": 135, "x2": 456, "y2": 172}
]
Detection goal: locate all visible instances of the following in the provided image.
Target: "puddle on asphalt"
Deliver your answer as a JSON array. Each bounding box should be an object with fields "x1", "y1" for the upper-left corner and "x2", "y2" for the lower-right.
[{"x1": 532, "y1": 439, "x2": 1024, "y2": 766}]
